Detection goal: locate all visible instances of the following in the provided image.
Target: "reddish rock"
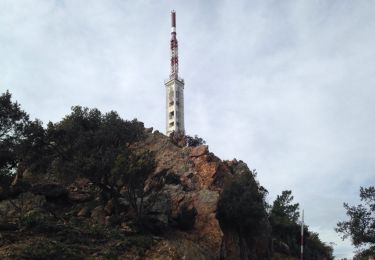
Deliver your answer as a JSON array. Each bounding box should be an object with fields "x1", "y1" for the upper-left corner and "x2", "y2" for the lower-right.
[
  {"x1": 191, "y1": 156, "x2": 219, "y2": 189},
  {"x1": 191, "y1": 189, "x2": 222, "y2": 256},
  {"x1": 77, "y1": 207, "x2": 90, "y2": 217},
  {"x1": 190, "y1": 145, "x2": 209, "y2": 157},
  {"x1": 91, "y1": 206, "x2": 106, "y2": 225},
  {"x1": 125, "y1": 133, "x2": 272, "y2": 259}
]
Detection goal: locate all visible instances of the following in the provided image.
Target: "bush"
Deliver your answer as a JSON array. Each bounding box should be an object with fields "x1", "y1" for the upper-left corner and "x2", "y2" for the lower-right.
[
  {"x1": 111, "y1": 150, "x2": 158, "y2": 230},
  {"x1": 269, "y1": 190, "x2": 334, "y2": 259},
  {"x1": 20, "y1": 210, "x2": 47, "y2": 229},
  {"x1": 216, "y1": 172, "x2": 266, "y2": 235},
  {"x1": 156, "y1": 169, "x2": 180, "y2": 185},
  {"x1": 0, "y1": 170, "x2": 13, "y2": 199},
  {"x1": 185, "y1": 134, "x2": 206, "y2": 147},
  {"x1": 336, "y1": 186, "x2": 375, "y2": 257},
  {"x1": 176, "y1": 204, "x2": 197, "y2": 230}
]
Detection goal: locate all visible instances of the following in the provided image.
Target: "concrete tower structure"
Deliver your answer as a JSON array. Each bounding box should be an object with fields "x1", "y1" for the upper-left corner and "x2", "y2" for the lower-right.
[{"x1": 165, "y1": 10, "x2": 185, "y2": 135}]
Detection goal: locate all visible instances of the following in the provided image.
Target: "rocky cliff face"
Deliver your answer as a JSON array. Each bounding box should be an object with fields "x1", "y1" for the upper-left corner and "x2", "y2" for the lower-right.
[
  {"x1": 0, "y1": 130, "x2": 272, "y2": 259},
  {"x1": 138, "y1": 131, "x2": 272, "y2": 259}
]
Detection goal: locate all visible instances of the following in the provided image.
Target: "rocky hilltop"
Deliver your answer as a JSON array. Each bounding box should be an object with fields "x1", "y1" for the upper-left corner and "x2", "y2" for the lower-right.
[
  {"x1": 0, "y1": 128, "x2": 274, "y2": 259},
  {"x1": 133, "y1": 131, "x2": 272, "y2": 259}
]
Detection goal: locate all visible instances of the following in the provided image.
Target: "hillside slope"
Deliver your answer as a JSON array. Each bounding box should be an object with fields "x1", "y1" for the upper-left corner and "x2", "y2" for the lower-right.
[{"x1": 0, "y1": 129, "x2": 272, "y2": 259}]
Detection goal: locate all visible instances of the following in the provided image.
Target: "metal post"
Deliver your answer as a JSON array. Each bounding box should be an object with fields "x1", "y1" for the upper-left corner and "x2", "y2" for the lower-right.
[{"x1": 301, "y1": 209, "x2": 304, "y2": 260}]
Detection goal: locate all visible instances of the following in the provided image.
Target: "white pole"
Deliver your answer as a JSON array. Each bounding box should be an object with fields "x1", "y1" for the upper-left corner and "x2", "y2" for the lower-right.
[{"x1": 301, "y1": 209, "x2": 304, "y2": 260}]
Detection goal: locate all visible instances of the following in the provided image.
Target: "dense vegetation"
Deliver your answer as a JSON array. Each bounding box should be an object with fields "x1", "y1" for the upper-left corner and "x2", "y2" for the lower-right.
[
  {"x1": 0, "y1": 91, "x2": 161, "y2": 230},
  {"x1": 217, "y1": 169, "x2": 268, "y2": 235},
  {"x1": 0, "y1": 90, "x2": 33, "y2": 174},
  {"x1": 0, "y1": 91, "x2": 165, "y2": 258},
  {"x1": 216, "y1": 159, "x2": 334, "y2": 260},
  {"x1": 269, "y1": 190, "x2": 334, "y2": 259},
  {"x1": 0, "y1": 91, "x2": 145, "y2": 178},
  {"x1": 336, "y1": 186, "x2": 375, "y2": 259}
]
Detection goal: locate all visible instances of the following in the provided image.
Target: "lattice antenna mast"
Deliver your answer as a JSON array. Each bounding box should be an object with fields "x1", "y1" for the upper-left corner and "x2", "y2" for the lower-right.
[{"x1": 170, "y1": 10, "x2": 179, "y2": 79}]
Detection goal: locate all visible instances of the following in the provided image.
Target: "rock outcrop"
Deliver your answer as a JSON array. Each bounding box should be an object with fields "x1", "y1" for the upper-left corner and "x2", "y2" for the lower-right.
[
  {"x1": 133, "y1": 132, "x2": 272, "y2": 259},
  {"x1": 0, "y1": 130, "x2": 272, "y2": 259}
]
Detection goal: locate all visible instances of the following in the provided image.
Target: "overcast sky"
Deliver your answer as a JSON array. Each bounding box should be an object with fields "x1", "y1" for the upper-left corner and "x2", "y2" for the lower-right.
[{"x1": 1, "y1": 1, "x2": 374, "y2": 258}]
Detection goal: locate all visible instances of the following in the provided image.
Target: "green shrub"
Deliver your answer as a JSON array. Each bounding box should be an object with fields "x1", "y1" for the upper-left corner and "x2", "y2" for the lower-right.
[
  {"x1": 176, "y1": 204, "x2": 197, "y2": 230},
  {"x1": 20, "y1": 210, "x2": 47, "y2": 229},
  {"x1": 216, "y1": 172, "x2": 266, "y2": 235},
  {"x1": 157, "y1": 169, "x2": 180, "y2": 185},
  {"x1": 185, "y1": 134, "x2": 206, "y2": 147}
]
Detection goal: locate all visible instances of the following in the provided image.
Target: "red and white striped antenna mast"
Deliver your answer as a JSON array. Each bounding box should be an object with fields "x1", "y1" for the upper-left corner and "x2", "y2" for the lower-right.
[
  {"x1": 170, "y1": 10, "x2": 179, "y2": 79},
  {"x1": 165, "y1": 10, "x2": 185, "y2": 135}
]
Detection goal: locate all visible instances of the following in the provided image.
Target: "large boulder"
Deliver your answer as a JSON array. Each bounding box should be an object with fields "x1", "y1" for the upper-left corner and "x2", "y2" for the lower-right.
[
  {"x1": 190, "y1": 145, "x2": 209, "y2": 157},
  {"x1": 142, "y1": 193, "x2": 171, "y2": 233},
  {"x1": 67, "y1": 178, "x2": 94, "y2": 202}
]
